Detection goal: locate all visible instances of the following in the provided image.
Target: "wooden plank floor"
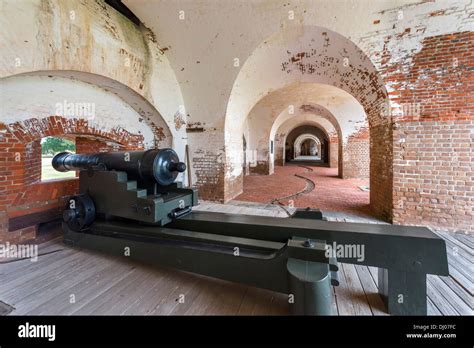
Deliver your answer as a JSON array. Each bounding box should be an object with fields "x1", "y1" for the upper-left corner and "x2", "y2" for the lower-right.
[{"x1": 0, "y1": 202, "x2": 472, "y2": 316}]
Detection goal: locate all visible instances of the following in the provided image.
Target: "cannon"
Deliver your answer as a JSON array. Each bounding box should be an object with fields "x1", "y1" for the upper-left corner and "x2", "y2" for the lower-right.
[
  {"x1": 54, "y1": 148, "x2": 449, "y2": 315},
  {"x1": 53, "y1": 149, "x2": 198, "y2": 229},
  {"x1": 52, "y1": 149, "x2": 187, "y2": 186}
]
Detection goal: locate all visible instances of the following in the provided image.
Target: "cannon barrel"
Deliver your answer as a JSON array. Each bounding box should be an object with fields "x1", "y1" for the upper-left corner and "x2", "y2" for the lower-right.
[{"x1": 52, "y1": 149, "x2": 186, "y2": 186}]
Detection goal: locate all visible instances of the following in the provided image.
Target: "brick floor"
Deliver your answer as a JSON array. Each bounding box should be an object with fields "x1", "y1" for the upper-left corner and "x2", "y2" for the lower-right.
[
  {"x1": 236, "y1": 164, "x2": 373, "y2": 219},
  {"x1": 235, "y1": 165, "x2": 308, "y2": 203}
]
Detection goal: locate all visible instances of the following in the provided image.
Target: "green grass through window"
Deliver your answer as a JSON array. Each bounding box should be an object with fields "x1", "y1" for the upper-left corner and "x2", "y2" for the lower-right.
[{"x1": 41, "y1": 137, "x2": 76, "y2": 181}]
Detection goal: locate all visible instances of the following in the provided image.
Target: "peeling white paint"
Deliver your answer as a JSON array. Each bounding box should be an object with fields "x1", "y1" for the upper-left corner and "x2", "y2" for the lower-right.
[
  {"x1": 0, "y1": 75, "x2": 155, "y2": 147},
  {"x1": 125, "y1": 0, "x2": 471, "y2": 199},
  {"x1": 0, "y1": 0, "x2": 186, "y2": 158}
]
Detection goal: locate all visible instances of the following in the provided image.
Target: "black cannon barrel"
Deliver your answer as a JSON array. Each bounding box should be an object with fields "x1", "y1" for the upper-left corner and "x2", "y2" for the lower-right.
[{"x1": 52, "y1": 149, "x2": 186, "y2": 186}]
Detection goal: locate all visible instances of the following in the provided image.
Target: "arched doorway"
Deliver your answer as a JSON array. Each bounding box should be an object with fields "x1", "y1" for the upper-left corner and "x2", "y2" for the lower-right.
[
  {"x1": 272, "y1": 112, "x2": 340, "y2": 171},
  {"x1": 284, "y1": 125, "x2": 329, "y2": 164},
  {"x1": 294, "y1": 134, "x2": 321, "y2": 160},
  {"x1": 226, "y1": 26, "x2": 390, "y2": 220},
  {"x1": 0, "y1": 71, "x2": 177, "y2": 242}
]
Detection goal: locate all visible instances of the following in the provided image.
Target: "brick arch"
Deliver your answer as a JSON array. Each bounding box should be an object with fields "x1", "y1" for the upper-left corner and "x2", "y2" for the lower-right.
[
  {"x1": 4, "y1": 71, "x2": 172, "y2": 147},
  {"x1": 282, "y1": 121, "x2": 333, "y2": 165},
  {"x1": 7, "y1": 115, "x2": 143, "y2": 182},
  {"x1": 287, "y1": 123, "x2": 330, "y2": 143},
  {"x1": 270, "y1": 103, "x2": 342, "y2": 142},
  {"x1": 285, "y1": 124, "x2": 329, "y2": 162},
  {"x1": 248, "y1": 87, "x2": 369, "y2": 180},
  {"x1": 0, "y1": 69, "x2": 166, "y2": 242},
  {"x1": 293, "y1": 134, "x2": 322, "y2": 158},
  {"x1": 271, "y1": 106, "x2": 341, "y2": 171},
  {"x1": 8, "y1": 116, "x2": 144, "y2": 152},
  {"x1": 0, "y1": 115, "x2": 145, "y2": 243},
  {"x1": 0, "y1": 0, "x2": 186, "y2": 156}
]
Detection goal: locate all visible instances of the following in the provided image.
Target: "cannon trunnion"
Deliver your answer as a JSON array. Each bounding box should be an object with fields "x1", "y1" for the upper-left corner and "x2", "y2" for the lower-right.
[{"x1": 55, "y1": 148, "x2": 449, "y2": 316}]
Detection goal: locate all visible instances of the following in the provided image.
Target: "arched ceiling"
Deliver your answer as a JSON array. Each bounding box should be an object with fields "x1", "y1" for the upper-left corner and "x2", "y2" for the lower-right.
[
  {"x1": 245, "y1": 83, "x2": 366, "y2": 160},
  {"x1": 275, "y1": 115, "x2": 337, "y2": 142},
  {"x1": 1, "y1": 74, "x2": 159, "y2": 147},
  {"x1": 270, "y1": 106, "x2": 339, "y2": 141},
  {"x1": 294, "y1": 133, "x2": 322, "y2": 148},
  {"x1": 8, "y1": 70, "x2": 172, "y2": 141},
  {"x1": 226, "y1": 25, "x2": 389, "y2": 140},
  {"x1": 124, "y1": 0, "x2": 470, "y2": 130},
  {"x1": 1, "y1": 0, "x2": 187, "y2": 155}
]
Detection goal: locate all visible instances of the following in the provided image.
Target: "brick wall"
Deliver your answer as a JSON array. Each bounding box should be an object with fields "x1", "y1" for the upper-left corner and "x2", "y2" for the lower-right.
[
  {"x1": 75, "y1": 137, "x2": 122, "y2": 154},
  {"x1": 23, "y1": 141, "x2": 42, "y2": 185},
  {"x1": 0, "y1": 116, "x2": 144, "y2": 243},
  {"x1": 249, "y1": 159, "x2": 270, "y2": 175},
  {"x1": 189, "y1": 128, "x2": 246, "y2": 202},
  {"x1": 393, "y1": 121, "x2": 473, "y2": 232},
  {"x1": 386, "y1": 31, "x2": 473, "y2": 232},
  {"x1": 343, "y1": 128, "x2": 370, "y2": 179},
  {"x1": 329, "y1": 139, "x2": 339, "y2": 169},
  {"x1": 192, "y1": 150, "x2": 225, "y2": 202},
  {"x1": 274, "y1": 133, "x2": 285, "y2": 166},
  {"x1": 369, "y1": 122, "x2": 394, "y2": 222},
  {"x1": 190, "y1": 129, "x2": 226, "y2": 201},
  {"x1": 225, "y1": 174, "x2": 243, "y2": 202}
]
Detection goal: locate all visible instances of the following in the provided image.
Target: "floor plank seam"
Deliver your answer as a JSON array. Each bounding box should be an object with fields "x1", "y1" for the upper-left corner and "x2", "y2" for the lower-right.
[
  {"x1": 355, "y1": 266, "x2": 376, "y2": 316},
  {"x1": 235, "y1": 287, "x2": 249, "y2": 315},
  {"x1": 69, "y1": 265, "x2": 138, "y2": 315},
  {"x1": 0, "y1": 248, "x2": 65, "y2": 264}
]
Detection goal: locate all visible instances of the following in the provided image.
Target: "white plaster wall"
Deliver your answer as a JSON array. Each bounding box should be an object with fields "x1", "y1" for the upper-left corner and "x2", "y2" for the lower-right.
[
  {"x1": 142, "y1": 35, "x2": 187, "y2": 157},
  {"x1": 0, "y1": 0, "x2": 186, "y2": 158},
  {"x1": 0, "y1": 75, "x2": 155, "y2": 146}
]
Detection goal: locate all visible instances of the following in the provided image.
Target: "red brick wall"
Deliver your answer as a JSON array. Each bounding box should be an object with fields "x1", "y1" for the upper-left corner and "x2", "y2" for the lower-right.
[
  {"x1": 329, "y1": 134, "x2": 338, "y2": 169},
  {"x1": 274, "y1": 133, "x2": 284, "y2": 166},
  {"x1": 225, "y1": 174, "x2": 243, "y2": 202},
  {"x1": 192, "y1": 150, "x2": 225, "y2": 202},
  {"x1": 387, "y1": 31, "x2": 473, "y2": 232},
  {"x1": 369, "y1": 122, "x2": 394, "y2": 222},
  {"x1": 24, "y1": 140, "x2": 42, "y2": 185},
  {"x1": 189, "y1": 129, "x2": 243, "y2": 202},
  {"x1": 75, "y1": 137, "x2": 122, "y2": 154},
  {"x1": 0, "y1": 116, "x2": 144, "y2": 243},
  {"x1": 343, "y1": 128, "x2": 370, "y2": 179},
  {"x1": 192, "y1": 148, "x2": 243, "y2": 203},
  {"x1": 393, "y1": 121, "x2": 473, "y2": 232}
]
